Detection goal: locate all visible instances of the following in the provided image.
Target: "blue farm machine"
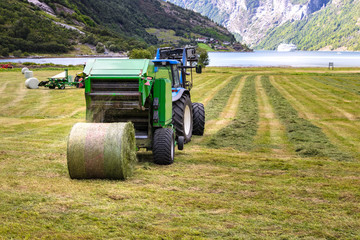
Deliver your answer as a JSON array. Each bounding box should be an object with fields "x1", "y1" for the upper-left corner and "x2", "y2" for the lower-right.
[{"x1": 67, "y1": 47, "x2": 206, "y2": 180}]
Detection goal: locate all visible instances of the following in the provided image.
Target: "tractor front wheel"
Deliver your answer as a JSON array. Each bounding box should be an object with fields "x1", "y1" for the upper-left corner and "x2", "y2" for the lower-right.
[
  {"x1": 173, "y1": 94, "x2": 193, "y2": 143},
  {"x1": 153, "y1": 128, "x2": 174, "y2": 165}
]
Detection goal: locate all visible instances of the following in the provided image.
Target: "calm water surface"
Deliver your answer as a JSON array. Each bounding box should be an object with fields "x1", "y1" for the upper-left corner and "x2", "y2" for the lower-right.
[
  {"x1": 1, "y1": 51, "x2": 360, "y2": 67},
  {"x1": 208, "y1": 51, "x2": 360, "y2": 67}
]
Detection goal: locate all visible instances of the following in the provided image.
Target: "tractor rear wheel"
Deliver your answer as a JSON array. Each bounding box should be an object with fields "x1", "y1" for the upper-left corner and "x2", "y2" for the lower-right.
[
  {"x1": 192, "y1": 103, "x2": 205, "y2": 136},
  {"x1": 173, "y1": 94, "x2": 193, "y2": 143},
  {"x1": 153, "y1": 128, "x2": 174, "y2": 165}
]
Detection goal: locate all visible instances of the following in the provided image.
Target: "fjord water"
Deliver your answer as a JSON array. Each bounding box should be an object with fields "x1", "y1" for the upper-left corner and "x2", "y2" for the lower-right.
[
  {"x1": 208, "y1": 51, "x2": 360, "y2": 67},
  {"x1": 2, "y1": 51, "x2": 360, "y2": 67}
]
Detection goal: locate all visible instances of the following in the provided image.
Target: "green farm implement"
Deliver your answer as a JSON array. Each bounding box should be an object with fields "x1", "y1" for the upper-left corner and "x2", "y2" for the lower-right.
[
  {"x1": 38, "y1": 69, "x2": 85, "y2": 89},
  {"x1": 67, "y1": 47, "x2": 205, "y2": 180}
]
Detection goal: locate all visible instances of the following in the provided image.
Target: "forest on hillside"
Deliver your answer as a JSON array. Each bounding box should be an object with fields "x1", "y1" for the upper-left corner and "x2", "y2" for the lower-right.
[{"x1": 0, "y1": 0, "x2": 236, "y2": 57}]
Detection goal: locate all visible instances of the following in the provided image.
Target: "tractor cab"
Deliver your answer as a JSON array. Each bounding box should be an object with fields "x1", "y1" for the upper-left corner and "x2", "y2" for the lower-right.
[
  {"x1": 155, "y1": 47, "x2": 202, "y2": 91},
  {"x1": 152, "y1": 59, "x2": 181, "y2": 89}
]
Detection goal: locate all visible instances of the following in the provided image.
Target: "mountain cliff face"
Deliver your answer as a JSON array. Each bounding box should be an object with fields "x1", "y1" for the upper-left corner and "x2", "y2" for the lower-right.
[{"x1": 165, "y1": 0, "x2": 360, "y2": 50}]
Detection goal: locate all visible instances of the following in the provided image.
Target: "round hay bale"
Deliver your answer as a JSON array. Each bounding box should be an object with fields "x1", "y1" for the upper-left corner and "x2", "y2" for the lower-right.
[
  {"x1": 24, "y1": 70, "x2": 33, "y2": 79},
  {"x1": 67, "y1": 122, "x2": 137, "y2": 180},
  {"x1": 25, "y1": 78, "x2": 39, "y2": 89},
  {"x1": 21, "y1": 67, "x2": 29, "y2": 74}
]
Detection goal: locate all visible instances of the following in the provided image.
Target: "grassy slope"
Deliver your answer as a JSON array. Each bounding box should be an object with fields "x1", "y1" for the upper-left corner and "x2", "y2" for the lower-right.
[
  {"x1": 0, "y1": 67, "x2": 360, "y2": 238},
  {"x1": 0, "y1": 0, "x2": 235, "y2": 57},
  {"x1": 197, "y1": 43, "x2": 215, "y2": 52}
]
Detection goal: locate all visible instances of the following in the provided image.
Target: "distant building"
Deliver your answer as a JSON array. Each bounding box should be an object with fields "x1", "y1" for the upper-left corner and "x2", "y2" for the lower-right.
[
  {"x1": 209, "y1": 39, "x2": 219, "y2": 44},
  {"x1": 223, "y1": 41, "x2": 231, "y2": 46},
  {"x1": 215, "y1": 45, "x2": 229, "y2": 51},
  {"x1": 196, "y1": 37, "x2": 208, "y2": 43}
]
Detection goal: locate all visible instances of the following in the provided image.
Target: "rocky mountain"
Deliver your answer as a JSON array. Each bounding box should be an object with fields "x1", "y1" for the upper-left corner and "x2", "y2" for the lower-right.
[
  {"x1": 0, "y1": 0, "x2": 236, "y2": 57},
  {"x1": 165, "y1": 0, "x2": 360, "y2": 51}
]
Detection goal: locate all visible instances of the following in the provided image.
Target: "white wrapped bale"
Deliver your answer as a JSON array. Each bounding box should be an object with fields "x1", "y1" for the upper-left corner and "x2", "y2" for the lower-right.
[
  {"x1": 24, "y1": 71, "x2": 33, "y2": 79},
  {"x1": 25, "y1": 78, "x2": 39, "y2": 89},
  {"x1": 21, "y1": 67, "x2": 29, "y2": 74}
]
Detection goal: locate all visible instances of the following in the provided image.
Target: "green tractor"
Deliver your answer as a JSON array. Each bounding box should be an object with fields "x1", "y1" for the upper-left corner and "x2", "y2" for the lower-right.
[{"x1": 67, "y1": 47, "x2": 205, "y2": 180}]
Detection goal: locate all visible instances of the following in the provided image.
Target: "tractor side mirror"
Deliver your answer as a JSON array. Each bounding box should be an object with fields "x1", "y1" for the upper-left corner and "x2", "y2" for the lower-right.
[{"x1": 196, "y1": 65, "x2": 202, "y2": 74}]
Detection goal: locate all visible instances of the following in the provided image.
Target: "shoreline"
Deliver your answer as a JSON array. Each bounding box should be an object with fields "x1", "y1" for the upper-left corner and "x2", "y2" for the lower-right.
[
  {"x1": 0, "y1": 55, "x2": 128, "y2": 60},
  {"x1": 2, "y1": 49, "x2": 360, "y2": 61}
]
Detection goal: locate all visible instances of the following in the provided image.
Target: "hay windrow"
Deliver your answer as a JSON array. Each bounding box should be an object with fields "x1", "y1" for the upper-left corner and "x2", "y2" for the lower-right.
[
  {"x1": 311, "y1": 76, "x2": 360, "y2": 95},
  {"x1": 67, "y1": 122, "x2": 137, "y2": 180},
  {"x1": 261, "y1": 76, "x2": 352, "y2": 161},
  {"x1": 207, "y1": 75, "x2": 259, "y2": 151},
  {"x1": 205, "y1": 75, "x2": 242, "y2": 120}
]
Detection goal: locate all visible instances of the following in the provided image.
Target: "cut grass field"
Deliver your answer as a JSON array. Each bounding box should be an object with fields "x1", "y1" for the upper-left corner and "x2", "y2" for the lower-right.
[{"x1": 0, "y1": 67, "x2": 360, "y2": 239}]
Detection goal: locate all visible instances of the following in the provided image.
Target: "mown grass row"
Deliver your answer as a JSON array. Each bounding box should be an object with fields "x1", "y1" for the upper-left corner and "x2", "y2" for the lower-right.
[
  {"x1": 311, "y1": 76, "x2": 360, "y2": 95},
  {"x1": 205, "y1": 75, "x2": 242, "y2": 120},
  {"x1": 0, "y1": 70, "x2": 85, "y2": 118},
  {"x1": 207, "y1": 75, "x2": 259, "y2": 151},
  {"x1": 261, "y1": 76, "x2": 352, "y2": 161},
  {"x1": 1, "y1": 69, "x2": 360, "y2": 239}
]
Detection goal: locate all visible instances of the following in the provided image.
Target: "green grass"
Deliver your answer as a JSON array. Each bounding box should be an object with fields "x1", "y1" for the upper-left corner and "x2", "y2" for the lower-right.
[
  {"x1": 311, "y1": 76, "x2": 360, "y2": 95},
  {"x1": 205, "y1": 75, "x2": 241, "y2": 120},
  {"x1": 145, "y1": 28, "x2": 188, "y2": 44},
  {"x1": 0, "y1": 67, "x2": 360, "y2": 239},
  {"x1": 207, "y1": 75, "x2": 259, "y2": 151},
  {"x1": 261, "y1": 76, "x2": 352, "y2": 161},
  {"x1": 197, "y1": 43, "x2": 214, "y2": 52}
]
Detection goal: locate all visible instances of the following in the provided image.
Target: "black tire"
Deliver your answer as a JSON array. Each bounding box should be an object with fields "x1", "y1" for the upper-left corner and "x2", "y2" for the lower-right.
[
  {"x1": 178, "y1": 136, "x2": 184, "y2": 150},
  {"x1": 192, "y1": 102, "x2": 205, "y2": 136},
  {"x1": 74, "y1": 76, "x2": 80, "y2": 88},
  {"x1": 173, "y1": 94, "x2": 193, "y2": 143},
  {"x1": 153, "y1": 128, "x2": 174, "y2": 165},
  {"x1": 59, "y1": 85, "x2": 65, "y2": 90},
  {"x1": 49, "y1": 85, "x2": 55, "y2": 89}
]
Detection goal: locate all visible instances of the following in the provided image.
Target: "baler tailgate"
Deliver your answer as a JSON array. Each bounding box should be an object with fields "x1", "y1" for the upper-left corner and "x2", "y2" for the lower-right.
[{"x1": 86, "y1": 75, "x2": 151, "y2": 148}]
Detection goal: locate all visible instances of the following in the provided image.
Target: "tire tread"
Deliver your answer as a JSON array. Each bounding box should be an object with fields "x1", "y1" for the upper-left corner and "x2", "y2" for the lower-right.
[
  {"x1": 172, "y1": 94, "x2": 193, "y2": 142},
  {"x1": 192, "y1": 102, "x2": 205, "y2": 136},
  {"x1": 153, "y1": 128, "x2": 174, "y2": 165}
]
